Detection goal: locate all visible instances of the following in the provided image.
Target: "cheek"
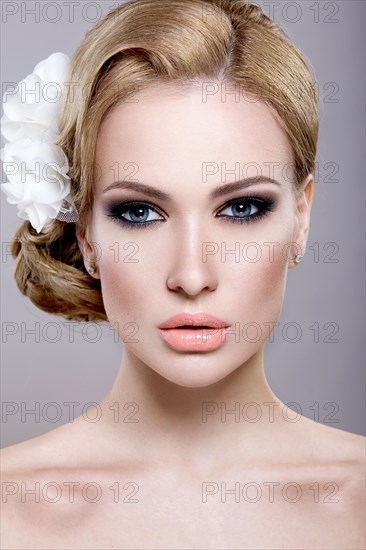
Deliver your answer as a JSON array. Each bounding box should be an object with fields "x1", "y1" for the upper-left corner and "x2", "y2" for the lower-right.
[
  {"x1": 225, "y1": 222, "x2": 293, "y2": 329},
  {"x1": 93, "y1": 223, "x2": 162, "y2": 325},
  {"x1": 99, "y1": 254, "x2": 149, "y2": 319}
]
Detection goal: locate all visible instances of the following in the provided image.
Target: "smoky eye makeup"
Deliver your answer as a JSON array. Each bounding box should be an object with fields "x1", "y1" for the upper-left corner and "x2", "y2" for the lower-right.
[
  {"x1": 104, "y1": 200, "x2": 165, "y2": 229},
  {"x1": 216, "y1": 194, "x2": 277, "y2": 224},
  {"x1": 102, "y1": 193, "x2": 278, "y2": 229}
]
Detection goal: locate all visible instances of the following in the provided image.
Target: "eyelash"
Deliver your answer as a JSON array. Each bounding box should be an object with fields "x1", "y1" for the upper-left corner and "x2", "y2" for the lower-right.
[{"x1": 105, "y1": 195, "x2": 276, "y2": 229}]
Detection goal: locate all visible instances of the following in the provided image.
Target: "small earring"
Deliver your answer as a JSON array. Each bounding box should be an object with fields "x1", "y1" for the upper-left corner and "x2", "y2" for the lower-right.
[
  {"x1": 292, "y1": 254, "x2": 302, "y2": 264},
  {"x1": 87, "y1": 265, "x2": 96, "y2": 275}
]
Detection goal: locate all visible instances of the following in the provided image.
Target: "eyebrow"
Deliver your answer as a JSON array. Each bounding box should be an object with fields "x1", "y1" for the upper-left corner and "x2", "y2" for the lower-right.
[{"x1": 102, "y1": 175, "x2": 281, "y2": 200}]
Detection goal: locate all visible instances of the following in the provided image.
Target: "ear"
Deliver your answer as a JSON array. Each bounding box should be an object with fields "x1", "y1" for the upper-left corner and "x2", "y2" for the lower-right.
[
  {"x1": 75, "y1": 222, "x2": 100, "y2": 278},
  {"x1": 289, "y1": 173, "x2": 314, "y2": 268}
]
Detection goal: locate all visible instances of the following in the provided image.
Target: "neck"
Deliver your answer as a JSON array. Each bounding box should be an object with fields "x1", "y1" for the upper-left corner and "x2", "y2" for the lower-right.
[{"x1": 97, "y1": 347, "x2": 292, "y2": 474}]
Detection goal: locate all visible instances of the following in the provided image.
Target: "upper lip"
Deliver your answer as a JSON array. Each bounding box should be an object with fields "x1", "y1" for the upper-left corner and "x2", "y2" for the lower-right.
[{"x1": 159, "y1": 313, "x2": 230, "y2": 329}]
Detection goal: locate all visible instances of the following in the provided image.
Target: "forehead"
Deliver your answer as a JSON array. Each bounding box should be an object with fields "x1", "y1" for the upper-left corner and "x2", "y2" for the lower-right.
[{"x1": 95, "y1": 83, "x2": 294, "y2": 189}]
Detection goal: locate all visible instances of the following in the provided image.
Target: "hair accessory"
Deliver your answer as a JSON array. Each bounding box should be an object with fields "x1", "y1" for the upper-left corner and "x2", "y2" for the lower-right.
[
  {"x1": 1, "y1": 52, "x2": 79, "y2": 234},
  {"x1": 292, "y1": 254, "x2": 302, "y2": 264}
]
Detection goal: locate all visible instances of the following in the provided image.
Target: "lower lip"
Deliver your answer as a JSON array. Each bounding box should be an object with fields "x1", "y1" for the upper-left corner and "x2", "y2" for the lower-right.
[{"x1": 159, "y1": 327, "x2": 230, "y2": 352}]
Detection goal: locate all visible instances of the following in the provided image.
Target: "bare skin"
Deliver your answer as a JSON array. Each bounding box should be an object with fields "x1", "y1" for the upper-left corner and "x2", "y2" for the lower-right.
[
  {"x1": 1, "y1": 85, "x2": 365, "y2": 548},
  {"x1": 1, "y1": 392, "x2": 365, "y2": 549}
]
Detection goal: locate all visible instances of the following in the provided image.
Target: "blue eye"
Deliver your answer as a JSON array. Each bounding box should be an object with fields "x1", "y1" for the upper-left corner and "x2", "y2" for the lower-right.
[
  {"x1": 216, "y1": 196, "x2": 276, "y2": 224},
  {"x1": 106, "y1": 201, "x2": 163, "y2": 228}
]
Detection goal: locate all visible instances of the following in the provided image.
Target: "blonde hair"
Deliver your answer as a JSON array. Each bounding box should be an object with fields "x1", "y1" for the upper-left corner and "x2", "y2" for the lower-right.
[{"x1": 10, "y1": 0, "x2": 319, "y2": 322}]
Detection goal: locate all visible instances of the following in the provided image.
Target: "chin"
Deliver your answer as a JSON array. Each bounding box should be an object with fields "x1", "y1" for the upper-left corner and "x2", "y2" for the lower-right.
[
  {"x1": 156, "y1": 367, "x2": 233, "y2": 389},
  {"x1": 129, "y1": 345, "x2": 257, "y2": 389}
]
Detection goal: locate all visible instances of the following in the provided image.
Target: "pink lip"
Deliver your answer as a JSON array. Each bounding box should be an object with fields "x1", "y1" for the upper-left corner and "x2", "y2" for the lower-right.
[{"x1": 159, "y1": 313, "x2": 230, "y2": 352}]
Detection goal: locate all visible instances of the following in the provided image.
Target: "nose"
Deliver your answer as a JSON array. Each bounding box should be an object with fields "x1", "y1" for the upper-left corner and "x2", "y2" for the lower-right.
[{"x1": 166, "y1": 224, "x2": 218, "y2": 297}]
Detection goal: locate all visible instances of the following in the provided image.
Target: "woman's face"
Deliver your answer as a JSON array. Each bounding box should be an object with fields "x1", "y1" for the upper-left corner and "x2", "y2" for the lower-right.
[{"x1": 78, "y1": 83, "x2": 313, "y2": 388}]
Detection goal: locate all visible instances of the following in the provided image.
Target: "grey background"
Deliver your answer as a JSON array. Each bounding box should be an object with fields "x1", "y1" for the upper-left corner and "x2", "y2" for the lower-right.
[{"x1": 1, "y1": 0, "x2": 365, "y2": 447}]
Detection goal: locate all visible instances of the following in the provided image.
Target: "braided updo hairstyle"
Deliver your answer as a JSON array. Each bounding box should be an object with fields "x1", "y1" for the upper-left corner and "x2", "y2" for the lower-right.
[{"x1": 9, "y1": 0, "x2": 318, "y2": 322}]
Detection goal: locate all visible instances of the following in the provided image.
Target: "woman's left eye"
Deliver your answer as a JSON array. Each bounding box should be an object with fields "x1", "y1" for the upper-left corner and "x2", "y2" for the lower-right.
[{"x1": 216, "y1": 197, "x2": 275, "y2": 223}]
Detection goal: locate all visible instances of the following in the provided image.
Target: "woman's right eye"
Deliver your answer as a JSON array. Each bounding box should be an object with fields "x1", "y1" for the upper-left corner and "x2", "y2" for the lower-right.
[{"x1": 106, "y1": 201, "x2": 164, "y2": 228}]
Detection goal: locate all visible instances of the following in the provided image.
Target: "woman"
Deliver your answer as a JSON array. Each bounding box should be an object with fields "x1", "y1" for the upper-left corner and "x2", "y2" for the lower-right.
[{"x1": 1, "y1": 0, "x2": 364, "y2": 548}]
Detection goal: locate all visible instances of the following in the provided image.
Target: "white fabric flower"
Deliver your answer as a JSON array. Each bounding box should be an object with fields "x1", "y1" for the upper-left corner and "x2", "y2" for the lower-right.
[
  {"x1": 0, "y1": 52, "x2": 78, "y2": 233},
  {"x1": 1, "y1": 138, "x2": 71, "y2": 232},
  {"x1": 1, "y1": 53, "x2": 69, "y2": 142}
]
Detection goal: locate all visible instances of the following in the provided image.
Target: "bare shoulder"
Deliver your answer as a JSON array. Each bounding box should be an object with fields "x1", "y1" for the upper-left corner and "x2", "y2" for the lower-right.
[
  {"x1": 320, "y1": 423, "x2": 366, "y2": 496},
  {"x1": 2, "y1": 428, "x2": 68, "y2": 475},
  {"x1": 305, "y1": 417, "x2": 365, "y2": 463},
  {"x1": 0, "y1": 421, "x2": 103, "y2": 549},
  {"x1": 300, "y1": 417, "x2": 365, "y2": 528},
  {"x1": 323, "y1": 425, "x2": 366, "y2": 544},
  {"x1": 0, "y1": 418, "x2": 98, "y2": 516},
  {"x1": 0, "y1": 431, "x2": 58, "y2": 549},
  {"x1": 1, "y1": 422, "x2": 85, "y2": 506},
  {"x1": 1, "y1": 430, "x2": 57, "y2": 473},
  {"x1": 295, "y1": 414, "x2": 365, "y2": 475},
  {"x1": 272, "y1": 416, "x2": 365, "y2": 548},
  {"x1": 1, "y1": 410, "x2": 102, "y2": 474},
  {"x1": 322, "y1": 424, "x2": 365, "y2": 495}
]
